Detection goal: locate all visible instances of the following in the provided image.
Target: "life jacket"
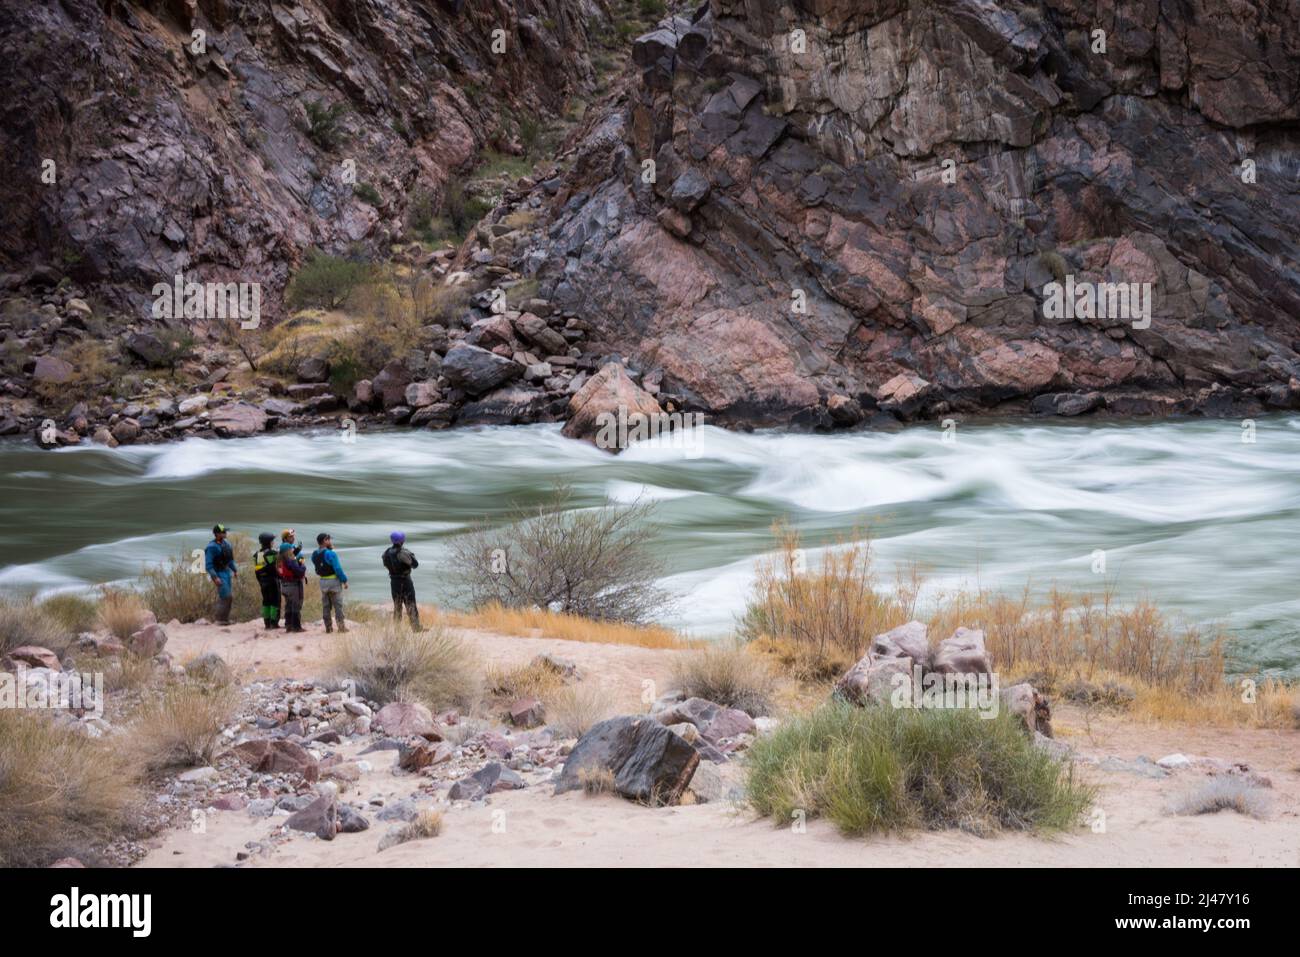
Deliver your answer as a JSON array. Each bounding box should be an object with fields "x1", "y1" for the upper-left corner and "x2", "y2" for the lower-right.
[
  {"x1": 312, "y1": 548, "x2": 334, "y2": 577},
  {"x1": 277, "y1": 552, "x2": 305, "y2": 581},
  {"x1": 382, "y1": 545, "x2": 415, "y2": 577},
  {"x1": 254, "y1": 547, "x2": 277, "y2": 579},
  {"x1": 210, "y1": 540, "x2": 233, "y2": 572}
]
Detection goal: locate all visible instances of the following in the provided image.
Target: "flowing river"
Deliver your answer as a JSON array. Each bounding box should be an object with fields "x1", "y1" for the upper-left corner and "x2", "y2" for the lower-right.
[{"x1": 1, "y1": 416, "x2": 1297, "y2": 676}]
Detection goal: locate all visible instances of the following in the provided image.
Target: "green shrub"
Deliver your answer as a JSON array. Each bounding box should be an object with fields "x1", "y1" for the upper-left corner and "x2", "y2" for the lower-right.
[
  {"x1": 746, "y1": 702, "x2": 1095, "y2": 836},
  {"x1": 285, "y1": 250, "x2": 374, "y2": 311},
  {"x1": 441, "y1": 178, "x2": 492, "y2": 238},
  {"x1": 353, "y1": 182, "x2": 383, "y2": 207},
  {"x1": 38, "y1": 592, "x2": 99, "y2": 635},
  {"x1": 305, "y1": 99, "x2": 349, "y2": 151}
]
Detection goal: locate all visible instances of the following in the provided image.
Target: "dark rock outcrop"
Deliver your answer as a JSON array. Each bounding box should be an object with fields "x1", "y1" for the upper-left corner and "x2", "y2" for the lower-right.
[{"x1": 555, "y1": 715, "x2": 699, "y2": 805}]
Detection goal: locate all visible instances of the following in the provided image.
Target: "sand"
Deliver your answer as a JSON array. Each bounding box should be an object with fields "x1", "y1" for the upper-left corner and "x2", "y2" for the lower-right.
[{"x1": 134, "y1": 617, "x2": 1300, "y2": 868}]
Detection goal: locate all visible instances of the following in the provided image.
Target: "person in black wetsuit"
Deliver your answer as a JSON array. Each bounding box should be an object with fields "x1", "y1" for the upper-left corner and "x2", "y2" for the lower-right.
[{"x1": 382, "y1": 531, "x2": 421, "y2": 629}]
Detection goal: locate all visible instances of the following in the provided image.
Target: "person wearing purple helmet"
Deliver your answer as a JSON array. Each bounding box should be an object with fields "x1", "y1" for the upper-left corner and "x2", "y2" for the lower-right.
[{"x1": 381, "y1": 530, "x2": 421, "y2": 629}]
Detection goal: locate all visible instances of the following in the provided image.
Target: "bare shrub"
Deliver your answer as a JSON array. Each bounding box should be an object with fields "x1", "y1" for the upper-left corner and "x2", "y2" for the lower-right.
[
  {"x1": 0, "y1": 595, "x2": 69, "y2": 659},
  {"x1": 1167, "y1": 778, "x2": 1271, "y2": 819},
  {"x1": 96, "y1": 587, "x2": 147, "y2": 639},
  {"x1": 131, "y1": 681, "x2": 239, "y2": 770},
  {"x1": 547, "y1": 683, "x2": 618, "y2": 739},
  {"x1": 671, "y1": 640, "x2": 776, "y2": 716},
  {"x1": 329, "y1": 621, "x2": 481, "y2": 710},
  {"x1": 447, "y1": 487, "x2": 674, "y2": 624}
]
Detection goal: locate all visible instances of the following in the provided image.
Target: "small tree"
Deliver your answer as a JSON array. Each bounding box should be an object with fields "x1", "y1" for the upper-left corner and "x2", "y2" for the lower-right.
[
  {"x1": 447, "y1": 488, "x2": 675, "y2": 624},
  {"x1": 304, "y1": 99, "x2": 349, "y2": 151},
  {"x1": 285, "y1": 250, "x2": 373, "y2": 310}
]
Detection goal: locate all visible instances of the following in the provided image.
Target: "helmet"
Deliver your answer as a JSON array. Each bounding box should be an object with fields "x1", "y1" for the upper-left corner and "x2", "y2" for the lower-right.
[
  {"x1": 258, "y1": 532, "x2": 275, "y2": 547},
  {"x1": 390, "y1": 531, "x2": 405, "y2": 544},
  {"x1": 212, "y1": 523, "x2": 228, "y2": 535}
]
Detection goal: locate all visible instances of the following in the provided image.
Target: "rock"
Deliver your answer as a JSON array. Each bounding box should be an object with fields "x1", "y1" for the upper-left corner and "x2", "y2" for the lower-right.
[
  {"x1": 869, "y1": 621, "x2": 930, "y2": 666},
  {"x1": 555, "y1": 715, "x2": 699, "y2": 805},
  {"x1": 210, "y1": 795, "x2": 247, "y2": 811},
  {"x1": 177, "y1": 395, "x2": 209, "y2": 415},
  {"x1": 185, "y1": 652, "x2": 231, "y2": 685},
  {"x1": 931, "y1": 627, "x2": 991, "y2": 676},
  {"x1": 91, "y1": 427, "x2": 117, "y2": 447},
  {"x1": 178, "y1": 766, "x2": 219, "y2": 784},
  {"x1": 512, "y1": 313, "x2": 567, "y2": 356},
  {"x1": 508, "y1": 697, "x2": 545, "y2": 728},
  {"x1": 669, "y1": 167, "x2": 710, "y2": 212},
  {"x1": 397, "y1": 739, "x2": 452, "y2": 772},
  {"x1": 371, "y1": 359, "x2": 412, "y2": 409},
  {"x1": 126, "y1": 623, "x2": 168, "y2": 657},
  {"x1": 1030, "y1": 391, "x2": 1104, "y2": 417},
  {"x1": 834, "y1": 654, "x2": 915, "y2": 707},
  {"x1": 561, "y1": 362, "x2": 664, "y2": 450},
  {"x1": 441, "y1": 343, "x2": 523, "y2": 396},
  {"x1": 209, "y1": 403, "x2": 267, "y2": 438},
  {"x1": 1000, "y1": 683, "x2": 1053, "y2": 737},
  {"x1": 654, "y1": 697, "x2": 755, "y2": 747},
  {"x1": 110, "y1": 418, "x2": 141, "y2": 444},
  {"x1": 296, "y1": 356, "x2": 330, "y2": 383},
  {"x1": 448, "y1": 762, "x2": 524, "y2": 800},
  {"x1": 404, "y1": 381, "x2": 440, "y2": 408},
  {"x1": 225, "y1": 739, "x2": 319, "y2": 780},
  {"x1": 285, "y1": 794, "x2": 337, "y2": 840},
  {"x1": 125, "y1": 331, "x2": 169, "y2": 366},
  {"x1": 337, "y1": 804, "x2": 370, "y2": 833},
  {"x1": 2, "y1": 645, "x2": 61, "y2": 671},
  {"x1": 372, "y1": 701, "x2": 438, "y2": 737},
  {"x1": 32, "y1": 355, "x2": 73, "y2": 384}
]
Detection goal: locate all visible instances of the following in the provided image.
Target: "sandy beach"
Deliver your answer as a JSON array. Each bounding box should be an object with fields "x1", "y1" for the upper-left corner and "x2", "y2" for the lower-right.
[{"x1": 132, "y1": 618, "x2": 1300, "y2": 869}]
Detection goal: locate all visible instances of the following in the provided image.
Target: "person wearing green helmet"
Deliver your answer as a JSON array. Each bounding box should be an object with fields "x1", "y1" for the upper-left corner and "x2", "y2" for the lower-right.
[{"x1": 253, "y1": 532, "x2": 281, "y2": 630}]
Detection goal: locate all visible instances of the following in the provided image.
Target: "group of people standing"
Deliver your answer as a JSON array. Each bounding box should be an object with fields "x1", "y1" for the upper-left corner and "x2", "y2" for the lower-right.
[{"x1": 203, "y1": 525, "x2": 423, "y2": 632}]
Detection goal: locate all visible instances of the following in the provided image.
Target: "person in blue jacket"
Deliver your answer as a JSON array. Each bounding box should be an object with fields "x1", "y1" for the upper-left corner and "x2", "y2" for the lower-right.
[
  {"x1": 311, "y1": 532, "x2": 349, "y2": 633},
  {"x1": 204, "y1": 524, "x2": 238, "y2": 625}
]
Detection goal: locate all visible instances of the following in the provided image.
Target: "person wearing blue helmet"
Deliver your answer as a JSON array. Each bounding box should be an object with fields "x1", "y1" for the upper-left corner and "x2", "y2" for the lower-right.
[{"x1": 381, "y1": 530, "x2": 421, "y2": 629}]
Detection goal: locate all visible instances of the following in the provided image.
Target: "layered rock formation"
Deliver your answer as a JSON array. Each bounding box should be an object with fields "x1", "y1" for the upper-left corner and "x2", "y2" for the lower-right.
[
  {"x1": 0, "y1": 0, "x2": 605, "y2": 314},
  {"x1": 518, "y1": 0, "x2": 1300, "y2": 425}
]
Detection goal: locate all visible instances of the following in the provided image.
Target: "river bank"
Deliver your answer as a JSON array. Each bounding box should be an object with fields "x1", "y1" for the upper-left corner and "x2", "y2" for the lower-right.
[{"x1": 126, "y1": 617, "x2": 1299, "y2": 868}]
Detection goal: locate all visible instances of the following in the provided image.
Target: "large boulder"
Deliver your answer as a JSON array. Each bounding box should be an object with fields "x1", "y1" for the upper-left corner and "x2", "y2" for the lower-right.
[
  {"x1": 931, "y1": 627, "x2": 991, "y2": 677},
  {"x1": 560, "y1": 362, "x2": 664, "y2": 450},
  {"x1": 209, "y1": 403, "x2": 268, "y2": 438},
  {"x1": 555, "y1": 715, "x2": 699, "y2": 805},
  {"x1": 371, "y1": 359, "x2": 412, "y2": 410},
  {"x1": 441, "y1": 344, "x2": 523, "y2": 396},
  {"x1": 834, "y1": 653, "x2": 915, "y2": 707},
  {"x1": 869, "y1": 621, "x2": 930, "y2": 666},
  {"x1": 373, "y1": 701, "x2": 438, "y2": 738},
  {"x1": 32, "y1": 354, "x2": 74, "y2": 384}
]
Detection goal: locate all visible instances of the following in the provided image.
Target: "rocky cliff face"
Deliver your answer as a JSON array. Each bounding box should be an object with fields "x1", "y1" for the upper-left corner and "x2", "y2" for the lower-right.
[
  {"x1": 0, "y1": 0, "x2": 604, "y2": 314},
  {"x1": 518, "y1": 0, "x2": 1300, "y2": 425}
]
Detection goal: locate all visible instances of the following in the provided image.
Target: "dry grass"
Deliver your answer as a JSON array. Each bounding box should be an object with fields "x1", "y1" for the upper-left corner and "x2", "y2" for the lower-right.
[
  {"x1": 130, "y1": 680, "x2": 239, "y2": 770},
  {"x1": 1167, "y1": 778, "x2": 1271, "y2": 819},
  {"x1": 0, "y1": 709, "x2": 141, "y2": 867},
  {"x1": 485, "y1": 660, "x2": 566, "y2": 702},
  {"x1": 670, "y1": 639, "x2": 777, "y2": 716},
  {"x1": 103, "y1": 653, "x2": 158, "y2": 694},
  {"x1": 0, "y1": 595, "x2": 70, "y2": 659},
  {"x1": 443, "y1": 603, "x2": 695, "y2": 649},
  {"x1": 96, "y1": 587, "x2": 148, "y2": 640},
  {"x1": 741, "y1": 528, "x2": 1296, "y2": 727},
  {"x1": 577, "y1": 766, "x2": 616, "y2": 796},
  {"x1": 329, "y1": 620, "x2": 482, "y2": 710},
  {"x1": 381, "y1": 808, "x2": 444, "y2": 851},
  {"x1": 547, "y1": 682, "x2": 619, "y2": 739}
]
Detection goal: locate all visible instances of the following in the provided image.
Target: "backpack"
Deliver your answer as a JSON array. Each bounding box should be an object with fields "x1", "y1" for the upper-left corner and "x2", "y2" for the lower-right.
[{"x1": 312, "y1": 548, "x2": 333, "y2": 577}]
